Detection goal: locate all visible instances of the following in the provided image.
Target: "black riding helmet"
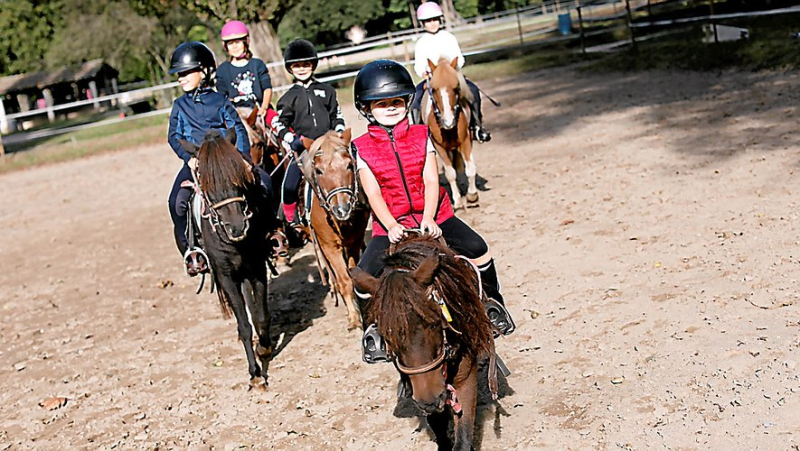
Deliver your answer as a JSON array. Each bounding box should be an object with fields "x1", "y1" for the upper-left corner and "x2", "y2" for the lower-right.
[
  {"x1": 169, "y1": 41, "x2": 217, "y2": 75},
  {"x1": 283, "y1": 39, "x2": 318, "y2": 73},
  {"x1": 353, "y1": 59, "x2": 415, "y2": 121}
]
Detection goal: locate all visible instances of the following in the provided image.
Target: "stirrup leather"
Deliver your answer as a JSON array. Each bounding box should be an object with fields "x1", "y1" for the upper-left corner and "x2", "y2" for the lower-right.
[
  {"x1": 362, "y1": 323, "x2": 390, "y2": 364},
  {"x1": 485, "y1": 297, "x2": 515, "y2": 336}
]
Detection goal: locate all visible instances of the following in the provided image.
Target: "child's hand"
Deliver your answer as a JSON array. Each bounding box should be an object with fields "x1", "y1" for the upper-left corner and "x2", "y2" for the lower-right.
[
  {"x1": 420, "y1": 217, "x2": 441, "y2": 239},
  {"x1": 188, "y1": 157, "x2": 198, "y2": 171},
  {"x1": 388, "y1": 223, "x2": 406, "y2": 244}
]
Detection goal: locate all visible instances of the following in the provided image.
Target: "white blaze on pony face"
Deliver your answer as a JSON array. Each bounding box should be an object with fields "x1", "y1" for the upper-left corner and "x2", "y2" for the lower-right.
[
  {"x1": 369, "y1": 97, "x2": 408, "y2": 127},
  {"x1": 438, "y1": 87, "x2": 456, "y2": 129}
]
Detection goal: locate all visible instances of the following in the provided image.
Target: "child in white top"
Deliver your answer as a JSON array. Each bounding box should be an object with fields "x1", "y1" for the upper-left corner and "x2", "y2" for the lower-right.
[{"x1": 411, "y1": 2, "x2": 491, "y2": 142}]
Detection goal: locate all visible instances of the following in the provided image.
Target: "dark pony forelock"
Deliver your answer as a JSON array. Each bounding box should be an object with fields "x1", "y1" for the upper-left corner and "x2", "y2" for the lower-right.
[
  {"x1": 369, "y1": 236, "x2": 494, "y2": 358},
  {"x1": 197, "y1": 131, "x2": 255, "y2": 196}
]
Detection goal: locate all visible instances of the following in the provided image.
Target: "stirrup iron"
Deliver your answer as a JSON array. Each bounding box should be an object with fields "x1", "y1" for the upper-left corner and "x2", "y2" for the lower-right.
[
  {"x1": 362, "y1": 324, "x2": 390, "y2": 364},
  {"x1": 485, "y1": 298, "x2": 515, "y2": 337}
]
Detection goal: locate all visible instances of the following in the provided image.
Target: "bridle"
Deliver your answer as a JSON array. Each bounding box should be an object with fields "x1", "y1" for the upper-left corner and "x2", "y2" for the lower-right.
[
  {"x1": 192, "y1": 168, "x2": 253, "y2": 242},
  {"x1": 425, "y1": 72, "x2": 462, "y2": 130},
  {"x1": 308, "y1": 148, "x2": 359, "y2": 218}
]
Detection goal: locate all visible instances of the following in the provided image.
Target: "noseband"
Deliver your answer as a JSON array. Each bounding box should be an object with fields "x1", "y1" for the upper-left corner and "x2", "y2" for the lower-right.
[{"x1": 394, "y1": 329, "x2": 450, "y2": 375}]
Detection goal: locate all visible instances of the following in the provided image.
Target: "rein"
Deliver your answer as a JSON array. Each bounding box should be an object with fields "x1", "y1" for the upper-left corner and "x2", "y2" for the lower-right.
[{"x1": 394, "y1": 330, "x2": 449, "y2": 375}]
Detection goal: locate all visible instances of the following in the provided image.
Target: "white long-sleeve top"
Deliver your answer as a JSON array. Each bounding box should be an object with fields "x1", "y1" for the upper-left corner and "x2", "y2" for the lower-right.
[{"x1": 413, "y1": 30, "x2": 465, "y2": 78}]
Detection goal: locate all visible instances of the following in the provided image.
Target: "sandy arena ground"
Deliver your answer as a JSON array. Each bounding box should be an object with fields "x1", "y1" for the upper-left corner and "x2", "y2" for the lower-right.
[{"x1": 1, "y1": 66, "x2": 798, "y2": 450}]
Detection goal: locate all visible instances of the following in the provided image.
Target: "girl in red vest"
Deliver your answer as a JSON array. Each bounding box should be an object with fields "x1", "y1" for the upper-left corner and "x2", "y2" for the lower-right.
[{"x1": 351, "y1": 60, "x2": 515, "y2": 364}]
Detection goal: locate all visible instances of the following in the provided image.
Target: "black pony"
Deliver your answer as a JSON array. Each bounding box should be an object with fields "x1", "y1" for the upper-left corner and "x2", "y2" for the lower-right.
[{"x1": 182, "y1": 130, "x2": 278, "y2": 390}]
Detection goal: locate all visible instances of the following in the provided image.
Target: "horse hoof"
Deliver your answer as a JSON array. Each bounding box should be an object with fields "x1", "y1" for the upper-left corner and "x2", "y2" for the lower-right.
[
  {"x1": 249, "y1": 377, "x2": 268, "y2": 392},
  {"x1": 347, "y1": 321, "x2": 361, "y2": 332},
  {"x1": 466, "y1": 192, "x2": 479, "y2": 204}
]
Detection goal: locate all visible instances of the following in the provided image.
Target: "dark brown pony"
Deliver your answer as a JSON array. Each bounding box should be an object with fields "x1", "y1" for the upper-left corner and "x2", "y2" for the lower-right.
[
  {"x1": 423, "y1": 57, "x2": 480, "y2": 210},
  {"x1": 299, "y1": 129, "x2": 370, "y2": 330},
  {"x1": 350, "y1": 235, "x2": 498, "y2": 450},
  {"x1": 182, "y1": 130, "x2": 275, "y2": 391}
]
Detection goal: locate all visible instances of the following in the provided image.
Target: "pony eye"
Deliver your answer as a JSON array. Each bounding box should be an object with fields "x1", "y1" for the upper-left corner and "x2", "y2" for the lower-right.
[{"x1": 315, "y1": 167, "x2": 323, "y2": 176}]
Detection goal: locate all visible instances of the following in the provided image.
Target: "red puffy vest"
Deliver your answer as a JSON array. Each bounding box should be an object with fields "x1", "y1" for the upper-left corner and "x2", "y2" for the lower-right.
[{"x1": 354, "y1": 118, "x2": 454, "y2": 236}]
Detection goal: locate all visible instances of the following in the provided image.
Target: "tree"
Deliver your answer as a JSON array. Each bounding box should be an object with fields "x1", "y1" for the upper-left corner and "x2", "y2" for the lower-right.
[
  {"x1": 277, "y1": 0, "x2": 385, "y2": 47},
  {"x1": 180, "y1": 0, "x2": 303, "y2": 84},
  {"x1": 0, "y1": 1, "x2": 64, "y2": 75}
]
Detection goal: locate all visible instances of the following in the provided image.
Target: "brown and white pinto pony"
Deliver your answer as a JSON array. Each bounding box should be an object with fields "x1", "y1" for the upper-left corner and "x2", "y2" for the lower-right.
[
  {"x1": 423, "y1": 57, "x2": 479, "y2": 210},
  {"x1": 298, "y1": 130, "x2": 370, "y2": 330},
  {"x1": 350, "y1": 235, "x2": 498, "y2": 450}
]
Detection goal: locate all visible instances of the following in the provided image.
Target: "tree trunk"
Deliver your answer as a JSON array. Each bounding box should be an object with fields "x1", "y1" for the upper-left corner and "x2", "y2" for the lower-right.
[
  {"x1": 440, "y1": 0, "x2": 463, "y2": 27},
  {"x1": 250, "y1": 21, "x2": 291, "y2": 87}
]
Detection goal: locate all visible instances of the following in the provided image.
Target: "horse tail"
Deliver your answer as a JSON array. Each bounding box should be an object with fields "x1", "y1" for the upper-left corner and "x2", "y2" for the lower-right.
[{"x1": 213, "y1": 273, "x2": 235, "y2": 319}]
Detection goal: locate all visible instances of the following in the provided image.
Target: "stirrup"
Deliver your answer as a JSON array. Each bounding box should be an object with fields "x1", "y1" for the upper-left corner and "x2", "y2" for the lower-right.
[
  {"x1": 362, "y1": 324, "x2": 390, "y2": 364},
  {"x1": 485, "y1": 298, "x2": 515, "y2": 337},
  {"x1": 183, "y1": 247, "x2": 210, "y2": 277},
  {"x1": 290, "y1": 222, "x2": 309, "y2": 245},
  {"x1": 269, "y1": 230, "x2": 289, "y2": 258}
]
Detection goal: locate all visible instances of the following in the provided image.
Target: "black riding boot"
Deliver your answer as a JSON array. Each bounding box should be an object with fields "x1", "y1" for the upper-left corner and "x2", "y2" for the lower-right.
[
  {"x1": 479, "y1": 259, "x2": 515, "y2": 336},
  {"x1": 471, "y1": 104, "x2": 491, "y2": 143}
]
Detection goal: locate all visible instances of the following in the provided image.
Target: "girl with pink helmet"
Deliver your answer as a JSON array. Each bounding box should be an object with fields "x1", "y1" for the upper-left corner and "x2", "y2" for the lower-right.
[
  {"x1": 411, "y1": 2, "x2": 491, "y2": 143},
  {"x1": 216, "y1": 20, "x2": 273, "y2": 121}
]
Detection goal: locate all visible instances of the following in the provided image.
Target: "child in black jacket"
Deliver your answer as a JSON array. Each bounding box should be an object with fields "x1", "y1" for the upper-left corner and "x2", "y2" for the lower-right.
[{"x1": 271, "y1": 39, "x2": 345, "y2": 238}]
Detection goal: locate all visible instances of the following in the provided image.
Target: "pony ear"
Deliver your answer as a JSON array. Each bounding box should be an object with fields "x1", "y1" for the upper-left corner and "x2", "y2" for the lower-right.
[
  {"x1": 301, "y1": 137, "x2": 315, "y2": 150},
  {"x1": 349, "y1": 267, "x2": 379, "y2": 295},
  {"x1": 450, "y1": 57, "x2": 459, "y2": 69},
  {"x1": 414, "y1": 254, "x2": 440, "y2": 287},
  {"x1": 427, "y1": 59, "x2": 437, "y2": 73},
  {"x1": 225, "y1": 128, "x2": 237, "y2": 146},
  {"x1": 341, "y1": 128, "x2": 352, "y2": 145},
  {"x1": 245, "y1": 107, "x2": 259, "y2": 127},
  {"x1": 179, "y1": 139, "x2": 199, "y2": 156}
]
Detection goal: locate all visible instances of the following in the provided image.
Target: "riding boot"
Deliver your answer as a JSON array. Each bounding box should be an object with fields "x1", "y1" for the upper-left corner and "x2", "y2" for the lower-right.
[
  {"x1": 471, "y1": 104, "x2": 492, "y2": 143},
  {"x1": 479, "y1": 259, "x2": 515, "y2": 336},
  {"x1": 362, "y1": 323, "x2": 390, "y2": 364}
]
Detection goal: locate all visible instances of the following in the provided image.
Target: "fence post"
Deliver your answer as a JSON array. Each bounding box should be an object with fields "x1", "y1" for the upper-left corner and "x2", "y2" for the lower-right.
[
  {"x1": 577, "y1": 6, "x2": 586, "y2": 54},
  {"x1": 516, "y1": 7, "x2": 524, "y2": 45},
  {"x1": 387, "y1": 32, "x2": 395, "y2": 59},
  {"x1": 709, "y1": 0, "x2": 718, "y2": 43},
  {"x1": 0, "y1": 97, "x2": 5, "y2": 156},
  {"x1": 43, "y1": 88, "x2": 55, "y2": 122},
  {"x1": 624, "y1": 0, "x2": 637, "y2": 52}
]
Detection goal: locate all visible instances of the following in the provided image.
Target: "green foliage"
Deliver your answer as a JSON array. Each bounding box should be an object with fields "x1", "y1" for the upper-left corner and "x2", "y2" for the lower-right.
[
  {"x1": 278, "y1": 0, "x2": 386, "y2": 47},
  {"x1": 454, "y1": 0, "x2": 478, "y2": 18},
  {"x1": 0, "y1": 0, "x2": 65, "y2": 75}
]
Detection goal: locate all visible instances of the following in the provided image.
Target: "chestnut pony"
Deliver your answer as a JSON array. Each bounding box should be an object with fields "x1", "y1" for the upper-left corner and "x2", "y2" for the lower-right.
[
  {"x1": 350, "y1": 235, "x2": 499, "y2": 450},
  {"x1": 423, "y1": 57, "x2": 479, "y2": 210},
  {"x1": 298, "y1": 129, "x2": 370, "y2": 330}
]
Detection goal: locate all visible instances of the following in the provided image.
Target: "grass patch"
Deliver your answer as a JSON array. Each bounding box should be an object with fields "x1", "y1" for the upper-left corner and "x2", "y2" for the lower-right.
[
  {"x1": 586, "y1": 3, "x2": 800, "y2": 72},
  {"x1": 0, "y1": 114, "x2": 167, "y2": 174}
]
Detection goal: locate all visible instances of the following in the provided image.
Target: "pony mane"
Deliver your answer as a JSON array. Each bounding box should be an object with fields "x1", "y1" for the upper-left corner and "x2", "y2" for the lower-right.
[
  {"x1": 197, "y1": 130, "x2": 255, "y2": 196},
  {"x1": 370, "y1": 235, "x2": 494, "y2": 358}
]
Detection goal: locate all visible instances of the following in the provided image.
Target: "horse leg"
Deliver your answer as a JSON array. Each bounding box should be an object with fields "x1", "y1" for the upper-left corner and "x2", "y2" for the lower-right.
[
  {"x1": 440, "y1": 153, "x2": 464, "y2": 211},
  {"x1": 452, "y1": 362, "x2": 479, "y2": 450},
  {"x1": 341, "y1": 253, "x2": 362, "y2": 331},
  {"x1": 427, "y1": 410, "x2": 453, "y2": 451},
  {"x1": 462, "y1": 141, "x2": 479, "y2": 207},
  {"x1": 244, "y1": 273, "x2": 272, "y2": 390},
  {"x1": 219, "y1": 277, "x2": 261, "y2": 385}
]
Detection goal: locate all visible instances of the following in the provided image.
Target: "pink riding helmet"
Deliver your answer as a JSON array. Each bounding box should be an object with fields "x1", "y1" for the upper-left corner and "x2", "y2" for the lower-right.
[
  {"x1": 417, "y1": 2, "x2": 444, "y2": 21},
  {"x1": 221, "y1": 20, "x2": 249, "y2": 41}
]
